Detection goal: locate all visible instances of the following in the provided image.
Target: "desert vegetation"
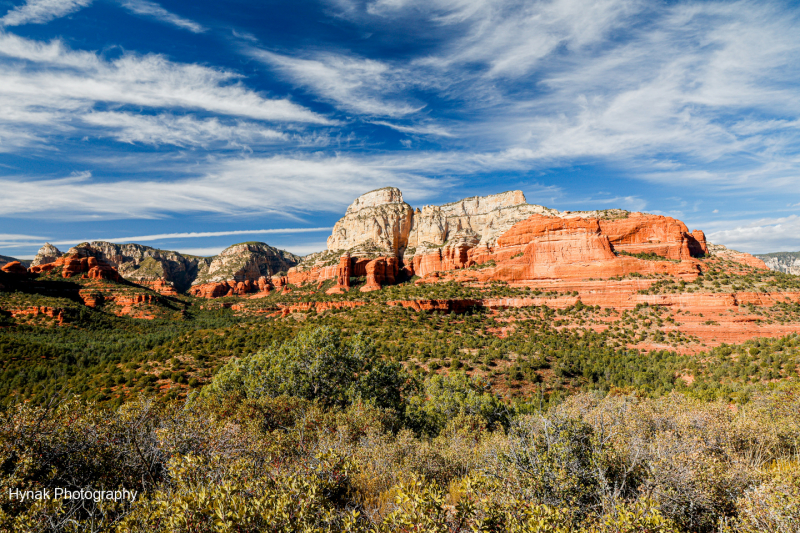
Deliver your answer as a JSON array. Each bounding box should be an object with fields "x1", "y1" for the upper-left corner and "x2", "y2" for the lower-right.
[{"x1": 1, "y1": 327, "x2": 799, "y2": 532}]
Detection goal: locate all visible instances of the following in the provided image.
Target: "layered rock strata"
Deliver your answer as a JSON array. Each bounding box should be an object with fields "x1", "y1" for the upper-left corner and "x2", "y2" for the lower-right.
[
  {"x1": 30, "y1": 241, "x2": 299, "y2": 297},
  {"x1": 292, "y1": 188, "x2": 716, "y2": 290},
  {"x1": 326, "y1": 188, "x2": 414, "y2": 256}
]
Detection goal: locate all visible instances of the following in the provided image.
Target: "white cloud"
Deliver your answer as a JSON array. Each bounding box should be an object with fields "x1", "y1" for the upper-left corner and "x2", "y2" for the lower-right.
[
  {"x1": 322, "y1": 0, "x2": 800, "y2": 198},
  {"x1": 707, "y1": 214, "x2": 800, "y2": 254},
  {"x1": 48, "y1": 227, "x2": 332, "y2": 245},
  {"x1": 250, "y1": 49, "x2": 423, "y2": 117},
  {"x1": 0, "y1": 233, "x2": 49, "y2": 240},
  {"x1": 334, "y1": 0, "x2": 645, "y2": 77},
  {"x1": 1, "y1": 0, "x2": 91, "y2": 27},
  {"x1": 0, "y1": 154, "x2": 447, "y2": 219},
  {"x1": 119, "y1": 0, "x2": 205, "y2": 33},
  {"x1": 0, "y1": 32, "x2": 330, "y2": 150},
  {"x1": 371, "y1": 120, "x2": 453, "y2": 137},
  {"x1": 0, "y1": 44, "x2": 328, "y2": 122},
  {"x1": 82, "y1": 112, "x2": 289, "y2": 147}
]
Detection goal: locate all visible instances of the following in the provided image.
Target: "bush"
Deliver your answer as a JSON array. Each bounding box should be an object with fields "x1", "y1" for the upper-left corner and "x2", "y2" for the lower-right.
[
  {"x1": 405, "y1": 372, "x2": 509, "y2": 436},
  {"x1": 203, "y1": 326, "x2": 413, "y2": 411}
]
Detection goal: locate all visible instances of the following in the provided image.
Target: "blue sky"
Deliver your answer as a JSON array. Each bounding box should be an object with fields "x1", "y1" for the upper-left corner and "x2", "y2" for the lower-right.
[{"x1": 1, "y1": 0, "x2": 799, "y2": 258}]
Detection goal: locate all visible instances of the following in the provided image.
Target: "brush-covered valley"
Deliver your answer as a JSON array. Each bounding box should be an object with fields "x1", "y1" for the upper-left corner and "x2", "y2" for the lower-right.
[{"x1": 2, "y1": 188, "x2": 800, "y2": 532}]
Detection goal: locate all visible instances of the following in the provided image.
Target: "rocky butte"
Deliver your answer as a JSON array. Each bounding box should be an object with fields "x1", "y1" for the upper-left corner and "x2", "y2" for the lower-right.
[
  {"x1": 288, "y1": 187, "x2": 758, "y2": 292},
  {"x1": 26, "y1": 241, "x2": 300, "y2": 297}
]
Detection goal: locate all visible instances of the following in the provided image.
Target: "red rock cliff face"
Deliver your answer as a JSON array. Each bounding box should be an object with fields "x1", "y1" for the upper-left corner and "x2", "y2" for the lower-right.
[
  {"x1": 361, "y1": 257, "x2": 399, "y2": 292},
  {"x1": 598, "y1": 213, "x2": 706, "y2": 260},
  {"x1": 476, "y1": 214, "x2": 701, "y2": 282}
]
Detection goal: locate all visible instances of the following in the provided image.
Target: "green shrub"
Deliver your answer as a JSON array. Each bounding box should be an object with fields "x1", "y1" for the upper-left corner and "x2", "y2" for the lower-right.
[{"x1": 203, "y1": 326, "x2": 413, "y2": 411}]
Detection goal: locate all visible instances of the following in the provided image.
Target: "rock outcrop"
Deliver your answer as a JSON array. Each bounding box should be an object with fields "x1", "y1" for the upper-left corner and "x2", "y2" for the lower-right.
[
  {"x1": 707, "y1": 244, "x2": 768, "y2": 270},
  {"x1": 58, "y1": 242, "x2": 212, "y2": 293},
  {"x1": 326, "y1": 187, "x2": 414, "y2": 256},
  {"x1": 294, "y1": 188, "x2": 715, "y2": 289},
  {"x1": 0, "y1": 255, "x2": 30, "y2": 269},
  {"x1": 191, "y1": 243, "x2": 299, "y2": 288},
  {"x1": 29, "y1": 241, "x2": 299, "y2": 298},
  {"x1": 406, "y1": 191, "x2": 559, "y2": 266},
  {"x1": 31, "y1": 243, "x2": 63, "y2": 267},
  {"x1": 1, "y1": 261, "x2": 28, "y2": 274},
  {"x1": 468, "y1": 214, "x2": 702, "y2": 283},
  {"x1": 757, "y1": 251, "x2": 800, "y2": 275},
  {"x1": 293, "y1": 188, "x2": 560, "y2": 283},
  {"x1": 30, "y1": 250, "x2": 121, "y2": 281},
  {"x1": 597, "y1": 214, "x2": 707, "y2": 260}
]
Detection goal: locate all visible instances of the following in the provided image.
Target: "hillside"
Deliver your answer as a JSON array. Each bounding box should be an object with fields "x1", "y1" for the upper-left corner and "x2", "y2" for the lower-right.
[
  {"x1": 758, "y1": 250, "x2": 800, "y2": 275},
  {"x1": 1, "y1": 187, "x2": 796, "y2": 404}
]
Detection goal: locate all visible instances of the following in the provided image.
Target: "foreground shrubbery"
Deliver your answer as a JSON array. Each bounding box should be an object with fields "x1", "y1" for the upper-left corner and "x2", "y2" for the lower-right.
[{"x1": 2, "y1": 327, "x2": 800, "y2": 532}]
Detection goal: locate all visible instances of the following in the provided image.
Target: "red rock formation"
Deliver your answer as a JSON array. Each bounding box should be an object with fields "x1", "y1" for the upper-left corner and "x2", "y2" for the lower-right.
[
  {"x1": 690, "y1": 230, "x2": 708, "y2": 256},
  {"x1": 277, "y1": 300, "x2": 366, "y2": 316},
  {"x1": 708, "y1": 244, "x2": 768, "y2": 270},
  {"x1": 337, "y1": 254, "x2": 352, "y2": 289},
  {"x1": 10, "y1": 306, "x2": 65, "y2": 324},
  {"x1": 458, "y1": 214, "x2": 701, "y2": 283},
  {"x1": 190, "y1": 277, "x2": 281, "y2": 298},
  {"x1": 79, "y1": 291, "x2": 104, "y2": 308},
  {"x1": 387, "y1": 299, "x2": 481, "y2": 313},
  {"x1": 189, "y1": 282, "x2": 233, "y2": 298},
  {"x1": 137, "y1": 280, "x2": 179, "y2": 296},
  {"x1": 598, "y1": 213, "x2": 701, "y2": 260},
  {"x1": 1, "y1": 261, "x2": 28, "y2": 274},
  {"x1": 115, "y1": 294, "x2": 156, "y2": 306},
  {"x1": 257, "y1": 276, "x2": 272, "y2": 293},
  {"x1": 361, "y1": 257, "x2": 399, "y2": 292},
  {"x1": 29, "y1": 254, "x2": 121, "y2": 281}
]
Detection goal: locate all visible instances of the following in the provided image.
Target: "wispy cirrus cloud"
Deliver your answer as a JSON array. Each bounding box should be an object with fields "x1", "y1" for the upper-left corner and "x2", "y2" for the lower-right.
[
  {"x1": 0, "y1": 31, "x2": 331, "y2": 151},
  {"x1": 371, "y1": 120, "x2": 454, "y2": 137},
  {"x1": 249, "y1": 49, "x2": 424, "y2": 118},
  {"x1": 82, "y1": 112, "x2": 289, "y2": 147},
  {"x1": 0, "y1": 154, "x2": 448, "y2": 219},
  {"x1": 119, "y1": 0, "x2": 205, "y2": 33},
  {"x1": 0, "y1": 32, "x2": 330, "y2": 123},
  {"x1": 44, "y1": 228, "x2": 332, "y2": 247},
  {"x1": 0, "y1": 0, "x2": 92, "y2": 27}
]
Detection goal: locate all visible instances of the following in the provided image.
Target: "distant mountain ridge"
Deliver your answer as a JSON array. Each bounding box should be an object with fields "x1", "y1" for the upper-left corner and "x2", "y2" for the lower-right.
[
  {"x1": 757, "y1": 251, "x2": 800, "y2": 275},
  {"x1": 0, "y1": 255, "x2": 30, "y2": 268},
  {"x1": 28, "y1": 241, "x2": 300, "y2": 294}
]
